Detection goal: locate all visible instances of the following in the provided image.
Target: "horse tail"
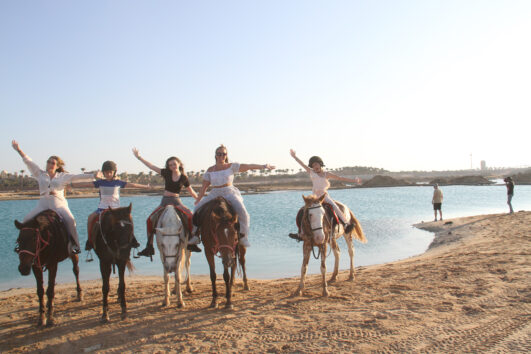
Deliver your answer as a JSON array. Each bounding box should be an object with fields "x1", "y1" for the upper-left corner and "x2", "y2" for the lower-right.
[
  {"x1": 126, "y1": 259, "x2": 135, "y2": 273},
  {"x1": 349, "y1": 211, "x2": 367, "y2": 243}
]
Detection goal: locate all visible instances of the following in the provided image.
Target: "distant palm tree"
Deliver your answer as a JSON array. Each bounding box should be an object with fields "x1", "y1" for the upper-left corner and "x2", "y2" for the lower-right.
[
  {"x1": 81, "y1": 167, "x2": 86, "y2": 173},
  {"x1": 19, "y1": 170, "x2": 24, "y2": 190}
]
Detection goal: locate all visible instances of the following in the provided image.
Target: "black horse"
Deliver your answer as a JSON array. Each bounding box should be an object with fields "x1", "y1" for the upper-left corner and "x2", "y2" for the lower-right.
[
  {"x1": 92, "y1": 204, "x2": 135, "y2": 323},
  {"x1": 195, "y1": 197, "x2": 249, "y2": 309},
  {"x1": 14, "y1": 209, "x2": 82, "y2": 327}
]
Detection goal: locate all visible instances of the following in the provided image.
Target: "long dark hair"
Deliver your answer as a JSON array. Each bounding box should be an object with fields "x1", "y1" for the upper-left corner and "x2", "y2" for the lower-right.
[{"x1": 165, "y1": 156, "x2": 186, "y2": 176}]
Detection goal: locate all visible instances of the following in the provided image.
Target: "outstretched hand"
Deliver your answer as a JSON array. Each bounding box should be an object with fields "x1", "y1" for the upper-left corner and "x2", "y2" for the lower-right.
[
  {"x1": 12, "y1": 140, "x2": 20, "y2": 152},
  {"x1": 289, "y1": 149, "x2": 296, "y2": 158},
  {"x1": 132, "y1": 147, "x2": 140, "y2": 159},
  {"x1": 264, "y1": 164, "x2": 276, "y2": 170}
]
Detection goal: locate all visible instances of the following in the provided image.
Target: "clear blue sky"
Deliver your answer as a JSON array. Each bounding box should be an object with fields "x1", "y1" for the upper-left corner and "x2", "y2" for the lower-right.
[{"x1": 2, "y1": 1, "x2": 530, "y2": 175}]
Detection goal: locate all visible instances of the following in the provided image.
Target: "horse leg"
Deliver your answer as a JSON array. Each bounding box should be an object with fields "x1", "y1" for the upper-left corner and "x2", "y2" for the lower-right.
[
  {"x1": 162, "y1": 270, "x2": 170, "y2": 307},
  {"x1": 224, "y1": 266, "x2": 233, "y2": 309},
  {"x1": 175, "y1": 247, "x2": 185, "y2": 308},
  {"x1": 344, "y1": 234, "x2": 356, "y2": 281},
  {"x1": 207, "y1": 253, "x2": 218, "y2": 308},
  {"x1": 100, "y1": 261, "x2": 111, "y2": 323},
  {"x1": 294, "y1": 241, "x2": 311, "y2": 297},
  {"x1": 71, "y1": 254, "x2": 83, "y2": 301},
  {"x1": 118, "y1": 261, "x2": 127, "y2": 320},
  {"x1": 184, "y1": 249, "x2": 194, "y2": 293},
  {"x1": 45, "y1": 263, "x2": 58, "y2": 326},
  {"x1": 329, "y1": 237, "x2": 340, "y2": 283},
  {"x1": 321, "y1": 245, "x2": 329, "y2": 297},
  {"x1": 33, "y1": 266, "x2": 45, "y2": 327},
  {"x1": 239, "y1": 245, "x2": 250, "y2": 291}
]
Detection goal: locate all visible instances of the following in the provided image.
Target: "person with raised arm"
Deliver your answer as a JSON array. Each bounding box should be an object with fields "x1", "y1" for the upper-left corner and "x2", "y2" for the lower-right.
[
  {"x1": 193, "y1": 144, "x2": 276, "y2": 248},
  {"x1": 11, "y1": 140, "x2": 96, "y2": 255}
]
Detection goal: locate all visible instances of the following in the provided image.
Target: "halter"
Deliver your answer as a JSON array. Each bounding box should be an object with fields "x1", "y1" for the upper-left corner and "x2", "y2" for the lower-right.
[
  {"x1": 157, "y1": 207, "x2": 187, "y2": 263},
  {"x1": 17, "y1": 227, "x2": 50, "y2": 270},
  {"x1": 210, "y1": 221, "x2": 238, "y2": 258},
  {"x1": 303, "y1": 203, "x2": 333, "y2": 259},
  {"x1": 306, "y1": 204, "x2": 325, "y2": 232},
  {"x1": 99, "y1": 211, "x2": 134, "y2": 262}
]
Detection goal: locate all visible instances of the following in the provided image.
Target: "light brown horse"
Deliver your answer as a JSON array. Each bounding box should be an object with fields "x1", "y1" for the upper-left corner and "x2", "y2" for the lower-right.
[
  {"x1": 195, "y1": 197, "x2": 249, "y2": 309},
  {"x1": 294, "y1": 194, "x2": 367, "y2": 297}
]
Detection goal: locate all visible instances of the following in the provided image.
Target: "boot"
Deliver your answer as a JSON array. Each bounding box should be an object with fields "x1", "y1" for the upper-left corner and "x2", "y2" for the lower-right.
[
  {"x1": 138, "y1": 243, "x2": 155, "y2": 257},
  {"x1": 187, "y1": 244, "x2": 202, "y2": 253},
  {"x1": 239, "y1": 234, "x2": 251, "y2": 248},
  {"x1": 131, "y1": 234, "x2": 140, "y2": 248},
  {"x1": 85, "y1": 239, "x2": 93, "y2": 251},
  {"x1": 289, "y1": 233, "x2": 303, "y2": 242}
]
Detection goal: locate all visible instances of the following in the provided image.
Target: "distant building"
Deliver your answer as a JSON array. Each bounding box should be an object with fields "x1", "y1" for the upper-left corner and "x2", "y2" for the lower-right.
[
  {"x1": 480, "y1": 160, "x2": 487, "y2": 170},
  {"x1": 0, "y1": 170, "x2": 7, "y2": 178}
]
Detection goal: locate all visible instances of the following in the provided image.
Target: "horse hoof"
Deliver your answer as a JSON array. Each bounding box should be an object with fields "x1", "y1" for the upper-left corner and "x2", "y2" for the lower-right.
[
  {"x1": 209, "y1": 302, "x2": 217, "y2": 309},
  {"x1": 292, "y1": 289, "x2": 303, "y2": 297},
  {"x1": 121, "y1": 313, "x2": 127, "y2": 320},
  {"x1": 100, "y1": 316, "x2": 110, "y2": 324},
  {"x1": 177, "y1": 302, "x2": 185, "y2": 309},
  {"x1": 171, "y1": 289, "x2": 176, "y2": 295},
  {"x1": 243, "y1": 284, "x2": 250, "y2": 291},
  {"x1": 46, "y1": 320, "x2": 55, "y2": 327},
  {"x1": 37, "y1": 319, "x2": 45, "y2": 327},
  {"x1": 348, "y1": 275, "x2": 355, "y2": 281},
  {"x1": 224, "y1": 303, "x2": 234, "y2": 310},
  {"x1": 322, "y1": 290, "x2": 330, "y2": 297},
  {"x1": 77, "y1": 294, "x2": 84, "y2": 302},
  {"x1": 186, "y1": 288, "x2": 194, "y2": 294},
  {"x1": 329, "y1": 278, "x2": 337, "y2": 283}
]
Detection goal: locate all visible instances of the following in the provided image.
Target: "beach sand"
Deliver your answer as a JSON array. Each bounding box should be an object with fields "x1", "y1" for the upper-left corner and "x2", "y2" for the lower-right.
[{"x1": 1, "y1": 212, "x2": 529, "y2": 352}]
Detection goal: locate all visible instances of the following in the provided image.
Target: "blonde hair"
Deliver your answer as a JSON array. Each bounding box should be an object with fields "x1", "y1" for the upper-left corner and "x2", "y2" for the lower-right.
[
  {"x1": 48, "y1": 156, "x2": 66, "y2": 173},
  {"x1": 215, "y1": 144, "x2": 229, "y2": 163}
]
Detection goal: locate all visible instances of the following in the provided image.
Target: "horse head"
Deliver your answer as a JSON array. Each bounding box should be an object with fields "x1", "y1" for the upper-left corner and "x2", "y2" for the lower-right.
[
  {"x1": 155, "y1": 205, "x2": 185, "y2": 273},
  {"x1": 302, "y1": 194, "x2": 327, "y2": 245},
  {"x1": 14, "y1": 212, "x2": 58, "y2": 275},
  {"x1": 210, "y1": 199, "x2": 239, "y2": 268},
  {"x1": 103, "y1": 204, "x2": 134, "y2": 260}
]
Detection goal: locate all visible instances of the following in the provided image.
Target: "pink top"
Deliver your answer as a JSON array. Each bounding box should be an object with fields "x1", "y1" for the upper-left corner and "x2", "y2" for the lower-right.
[{"x1": 310, "y1": 171, "x2": 330, "y2": 197}]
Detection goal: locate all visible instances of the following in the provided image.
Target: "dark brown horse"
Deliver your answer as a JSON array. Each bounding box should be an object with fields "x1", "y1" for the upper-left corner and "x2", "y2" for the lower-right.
[
  {"x1": 195, "y1": 197, "x2": 249, "y2": 309},
  {"x1": 14, "y1": 209, "x2": 82, "y2": 327},
  {"x1": 92, "y1": 204, "x2": 135, "y2": 323}
]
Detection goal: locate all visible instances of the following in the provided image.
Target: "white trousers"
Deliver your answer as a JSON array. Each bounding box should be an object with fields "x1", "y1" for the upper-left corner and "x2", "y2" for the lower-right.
[
  {"x1": 23, "y1": 196, "x2": 80, "y2": 248},
  {"x1": 323, "y1": 194, "x2": 349, "y2": 224},
  {"x1": 194, "y1": 186, "x2": 250, "y2": 237}
]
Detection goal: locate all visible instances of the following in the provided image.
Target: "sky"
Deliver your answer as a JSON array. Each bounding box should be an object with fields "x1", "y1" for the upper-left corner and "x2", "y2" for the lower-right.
[{"x1": 1, "y1": 0, "x2": 530, "y2": 175}]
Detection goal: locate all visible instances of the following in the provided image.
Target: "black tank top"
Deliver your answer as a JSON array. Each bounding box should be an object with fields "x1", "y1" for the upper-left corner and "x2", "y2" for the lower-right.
[{"x1": 160, "y1": 169, "x2": 190, "y2": 194}]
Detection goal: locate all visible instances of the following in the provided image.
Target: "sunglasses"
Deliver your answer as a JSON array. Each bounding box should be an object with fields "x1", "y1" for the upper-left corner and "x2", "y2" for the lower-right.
[
  {"x1": 46, "y1": 160, "x2": 57, "y2": 165},
  {"x1": 216, "y1": 152, "x2": 227, "y2": 157}
]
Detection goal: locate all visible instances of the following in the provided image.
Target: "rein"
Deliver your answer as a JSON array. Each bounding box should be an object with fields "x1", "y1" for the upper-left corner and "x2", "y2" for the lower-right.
[
  {"x1": 17, "y1": 227, "x2": 50, "y2": 270},
  {"x1": 99, "y1": 212, "x2": 133, "y2": 264},
  {"x1": 210, "y1": 222, "x2": 238, "y2": 258}
]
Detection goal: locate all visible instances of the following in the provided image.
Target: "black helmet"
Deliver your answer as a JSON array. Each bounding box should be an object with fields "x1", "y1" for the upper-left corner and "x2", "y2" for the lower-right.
[
  {"x1": 308, "y1": 156, "x2": 324, "y2": 168},
  {"x1": 102, "y1": 160, "x2": 117, "y2": 172}
]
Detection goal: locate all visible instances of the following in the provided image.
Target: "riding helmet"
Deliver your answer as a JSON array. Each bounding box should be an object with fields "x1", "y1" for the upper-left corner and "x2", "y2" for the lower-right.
[
  {"x1": 308, "y1": 156, "x2": 325, "y2": 168},
  {"x1": 102, "y1": 160, "x2": 117, "y2": 172}
]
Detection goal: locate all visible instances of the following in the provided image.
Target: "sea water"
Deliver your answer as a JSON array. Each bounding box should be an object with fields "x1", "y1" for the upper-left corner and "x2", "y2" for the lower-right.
[{"x1": 1, "y1": 185, "x2": 529, "y2": 290}]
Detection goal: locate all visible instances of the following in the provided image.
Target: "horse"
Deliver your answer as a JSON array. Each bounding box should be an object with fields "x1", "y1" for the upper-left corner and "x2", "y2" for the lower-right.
[
  {"x1": 195, "y1": 197, "x2": 249, "y2": 309},
  {"x1": 294, "y1": 194, "x2": 367, "y2": 297},
  {"x1": 154, "y1": 205, "x2": 194, "y2": 308},
  {"x1": 14, "y1": 209, "x2": 83, "y2": 327},
  {"x1": 91, "y1": 204, "x2": 135, "y2": 323}
]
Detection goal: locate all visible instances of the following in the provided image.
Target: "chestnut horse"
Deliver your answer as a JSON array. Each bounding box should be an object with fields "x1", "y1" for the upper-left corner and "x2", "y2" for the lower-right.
[
  {"x1": 92, "y1": 204, "x2": 135, "y2": 323},
  {"x1": 195, "y1": 197, "x2": 249, "y2": 309},
  {"x1": 294, "y1": 194, "x2": 367, "y2": 297},
  {"x1": 14, "y1": 209, "x2": 82, "y2": 327}
]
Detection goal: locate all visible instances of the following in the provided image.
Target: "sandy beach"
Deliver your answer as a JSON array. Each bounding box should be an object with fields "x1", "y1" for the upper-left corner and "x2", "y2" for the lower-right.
[{"x1": 0, "y1": 211, "x2": 529, "y2": 352}]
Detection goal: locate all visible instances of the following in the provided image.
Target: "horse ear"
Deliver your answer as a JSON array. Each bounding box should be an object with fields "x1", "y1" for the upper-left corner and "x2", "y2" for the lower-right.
[
  {"x1": 14, "y1": 220, "x2": 23, "y2": 229},
  {"x1": 302, "y1": 195, "x2": 309, "y2": 203},
  {"x1": 318, "y1": 194, "x2": 326, "y2": 204},
  {"x1": 127, "y1": 203, "x2": 132, "y2": 213}
]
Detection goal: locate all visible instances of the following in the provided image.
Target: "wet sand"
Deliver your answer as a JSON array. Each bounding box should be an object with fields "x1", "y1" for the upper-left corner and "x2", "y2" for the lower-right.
[{"x1": 0, "y1": 212, "x2": 530, "y2": 352}]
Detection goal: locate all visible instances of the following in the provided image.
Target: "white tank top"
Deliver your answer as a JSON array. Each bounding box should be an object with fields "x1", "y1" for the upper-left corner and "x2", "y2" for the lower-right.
[{"x1": 310, "y1": 171, "x2": 330, "y2": 197}]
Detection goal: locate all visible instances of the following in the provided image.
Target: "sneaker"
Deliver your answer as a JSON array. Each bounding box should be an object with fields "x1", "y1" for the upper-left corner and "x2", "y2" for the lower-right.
[
  {"x1": 71, "y1": 246, "x2": 81, "y2": 255},
  {"x1": 188, "y1": 235, "x2": 200, "y2": 245},
  {"x1": 131, "y1": 237, "x2": 140, "y2": 248},
  {"x1": 187, "y1": 244, "x2": 202, "y2": 253},
  {"x1": 138, "y1": 244, "x2": 155, "y2": 257},
  {"x1": 239, "y1": 236, "x2": 251, "y2": 248},
  {"x1": 289, "y1": 233, "x2": 302, "y2": 242}
]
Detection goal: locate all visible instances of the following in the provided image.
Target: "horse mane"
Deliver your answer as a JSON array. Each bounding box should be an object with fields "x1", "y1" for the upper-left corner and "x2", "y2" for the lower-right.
[{"x1": 197, "y1": 197, "x2": 237, "y2": 248}]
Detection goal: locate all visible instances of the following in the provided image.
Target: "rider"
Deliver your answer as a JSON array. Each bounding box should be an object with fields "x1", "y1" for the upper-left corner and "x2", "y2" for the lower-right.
[
  {"x1": 72, "y1": 160, "x2": 150, "y2": 251},
  {"x1": 132, "y1": 148, "x2": 201, "y2": 256},
  {"x1": 11, "y1": 140, "x2": 96, "y2": 255},
  {"x1": 289, "y1": 149, "x2": 361, "y2": 239},
  {"x1": 193, "y1": 144, "x2": 275, "y2": 248}
]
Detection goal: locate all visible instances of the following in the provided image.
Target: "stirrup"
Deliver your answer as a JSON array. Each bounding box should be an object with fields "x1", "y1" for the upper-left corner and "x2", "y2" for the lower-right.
[
  {"x1": 133, "y1": 248, "x2": 140, "y2": 259},
  {"x1": 85, "y1": 250, "x2": 94, "y2": 263}
]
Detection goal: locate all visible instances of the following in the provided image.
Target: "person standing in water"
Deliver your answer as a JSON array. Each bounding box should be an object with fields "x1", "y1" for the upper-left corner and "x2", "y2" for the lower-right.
[{"x1": 432, "y1": 184, "x2": 443, "y2": 221}]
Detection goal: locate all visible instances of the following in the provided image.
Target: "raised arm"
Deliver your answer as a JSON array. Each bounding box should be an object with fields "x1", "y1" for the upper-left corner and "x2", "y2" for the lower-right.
[
  {"x1": 132, "y1": 147, "x2": 162, "y2": 174},
  {"x1": 290, "y1": 149, "x2": 311, "y2": 173},
  {"x1": 238, "y1": 163, "x2": 275, "y2": 173},
  {"x1": 325, "y1": 172, "x2": 361, "y2": 184},
  {"x1": 12, "y1": 140, "x2": 41, "y2": 177}
]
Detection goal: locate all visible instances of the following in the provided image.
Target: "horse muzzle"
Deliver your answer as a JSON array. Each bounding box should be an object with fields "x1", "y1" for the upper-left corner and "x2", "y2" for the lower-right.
[
  {"x1": 313, "y1": 231, "x2": 326, "y2": 245},
  {"x1": 221, "y1": 253, "x2": 235, "y2": 268},
  {"x1": 18, "y1": 264, "x2": 32, "y2": 276}
]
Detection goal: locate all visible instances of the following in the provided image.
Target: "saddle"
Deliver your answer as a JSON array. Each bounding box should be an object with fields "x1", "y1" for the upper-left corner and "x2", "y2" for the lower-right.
[
  {"x1": 295, "y1": 202, "x2": 340, "y2": 231},
  {"x1": 87, "y1": 209, "x2": 110, "y2": 249},
  {"x1": 193, "y1": 198, "x2": 240, "y2": 233},
  {"x1": 147, "y1": 205, "x2": 193, "y2": 237},
  {"x1": 36, "y1": 210, "x2": 69, "y2": 247}
]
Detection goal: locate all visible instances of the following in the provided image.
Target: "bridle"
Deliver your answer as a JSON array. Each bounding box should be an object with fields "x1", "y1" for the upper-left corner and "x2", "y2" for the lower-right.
[
  {"x1": 304, "y1": 202, "x2": 333, "y2": 259},
  {"x1": 16, "y1": 227, "x2": 50, "y2": 270},
  {"x1": 157, "y1": 208, "x2": 186, "y2": 263},
  {"x1": 99, "y1": 212, "x2": 134, "y2": 262},
  {"x1": 306, "y1": 204, "x2": 326, "y2": 233},
  {"x1": 210, "y1": 221, "x2": 238, "y2": 259}
]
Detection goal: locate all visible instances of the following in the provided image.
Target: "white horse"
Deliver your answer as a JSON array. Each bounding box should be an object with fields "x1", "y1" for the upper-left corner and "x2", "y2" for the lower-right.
[
  {"x1": 155, "y1": 205, "x2": 193, "y2": 308},
  {"x1": 294, "y1": 194, "x2": 367, "y2": 297}
]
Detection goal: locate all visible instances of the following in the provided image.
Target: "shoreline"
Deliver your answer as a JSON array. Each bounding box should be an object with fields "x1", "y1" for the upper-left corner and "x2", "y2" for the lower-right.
[{"x1": 1, "y1": 211, "x2": 529, "y2": 352}]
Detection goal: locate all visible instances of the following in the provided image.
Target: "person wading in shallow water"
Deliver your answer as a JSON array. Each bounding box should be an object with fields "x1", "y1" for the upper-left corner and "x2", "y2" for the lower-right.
[
  {"x1": 504, "y1": 177, "x2": 515, "y2": 214},
  {"x1": 432, "y1": 184, "x2": 443, "y2": 221},
  {"x1": 11, "y1": 140, "x2": 96, "y2": 255},
  {"x1": 132, "y1": 148, "x2": 201, "y2": 256}
]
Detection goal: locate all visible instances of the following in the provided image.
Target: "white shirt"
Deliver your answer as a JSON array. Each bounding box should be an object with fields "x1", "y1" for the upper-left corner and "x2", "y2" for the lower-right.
[
  {"x1": 23, "y1": 156, "x2": 94, "y2": 201},
  {"x1": 203, "y1": 163, "x2": 240, "y2": 187},
  {"x1": 310, "y1": 171, "x2": 330, "y2": 197}
]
